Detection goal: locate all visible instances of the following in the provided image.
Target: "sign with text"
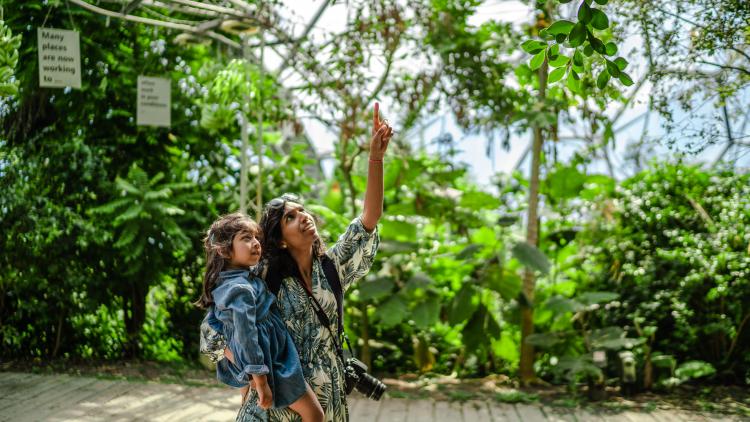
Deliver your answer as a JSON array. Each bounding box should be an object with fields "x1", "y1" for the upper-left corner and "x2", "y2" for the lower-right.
[
  {"x1": 37, "y1": 28, "x2": 81, "y2": 89},
  {"x1": 137, "y1": 76, "x2": 171, "y2": 127}
]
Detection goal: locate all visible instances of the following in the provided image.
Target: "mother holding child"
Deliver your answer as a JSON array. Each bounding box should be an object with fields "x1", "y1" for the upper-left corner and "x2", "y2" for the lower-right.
[{"x1": 195, "y1": 103, "x2": 393, "y2": 421}]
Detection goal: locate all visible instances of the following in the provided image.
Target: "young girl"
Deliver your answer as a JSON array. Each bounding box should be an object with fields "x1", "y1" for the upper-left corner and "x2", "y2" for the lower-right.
[{"x1": 195, "y1": 213, "x2": 324, "y2": 421}]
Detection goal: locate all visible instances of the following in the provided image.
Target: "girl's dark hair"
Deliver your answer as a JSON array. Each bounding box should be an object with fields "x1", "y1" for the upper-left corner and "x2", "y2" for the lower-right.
[
  {"x1": 260, "y1": 194, "x2": 326, "y2": 291},
  {"x1": 194, "y1": 212, "x2": 261, "y2": 309}
]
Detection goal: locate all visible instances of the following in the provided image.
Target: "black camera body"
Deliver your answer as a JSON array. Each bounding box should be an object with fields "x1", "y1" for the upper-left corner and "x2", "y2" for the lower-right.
[{"x1": 343, "y1": 357, "x2": 386, "y2": 400}]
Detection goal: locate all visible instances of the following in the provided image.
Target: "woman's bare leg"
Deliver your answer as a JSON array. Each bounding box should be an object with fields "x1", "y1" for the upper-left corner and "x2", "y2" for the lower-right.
[{"x1": 287, "y1": 384, "x2": 324, "y2": 422}]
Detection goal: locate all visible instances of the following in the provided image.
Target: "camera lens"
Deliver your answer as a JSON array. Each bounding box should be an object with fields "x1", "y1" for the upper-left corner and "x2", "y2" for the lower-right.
[{"x1": 355, "y1": 372, "x2": 386, "y2": 401}]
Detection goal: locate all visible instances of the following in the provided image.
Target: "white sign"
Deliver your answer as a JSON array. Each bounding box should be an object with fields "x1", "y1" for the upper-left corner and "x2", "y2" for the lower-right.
[
  {"x1": 37, "y1": 28, "x2": 81, "y2": 89},
  {"x1": 137, "y1": 76, "x2": 171, "y2": 127}
]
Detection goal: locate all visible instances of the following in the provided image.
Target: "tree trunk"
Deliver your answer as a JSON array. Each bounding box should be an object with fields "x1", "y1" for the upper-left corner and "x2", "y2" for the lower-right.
[
  {"x1": 519, "y1": 56, "x2": 549, "y2": 386},
  {"x1": 124, "y1": 281, "x2": 147, "y2": 358}
]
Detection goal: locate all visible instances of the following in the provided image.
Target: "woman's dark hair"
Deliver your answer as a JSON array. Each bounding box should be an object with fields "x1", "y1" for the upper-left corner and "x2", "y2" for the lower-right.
[
  {"x1": 260, "y1": 193, "x2": 326, "y2": 290},
  {"x1": 194, "y1": 212, "x2": 261, "y2": 309}
]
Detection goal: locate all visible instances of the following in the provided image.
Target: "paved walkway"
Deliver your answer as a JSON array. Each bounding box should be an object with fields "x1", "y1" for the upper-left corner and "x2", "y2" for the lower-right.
[{"x1": 0, "y1": 372, "x2": 743, "y2": 421}]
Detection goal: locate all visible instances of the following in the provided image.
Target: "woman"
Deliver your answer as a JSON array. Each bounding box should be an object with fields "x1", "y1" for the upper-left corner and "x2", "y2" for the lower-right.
[{"x1": 201, "y1": 103, "x2": 392, "y2": 421}]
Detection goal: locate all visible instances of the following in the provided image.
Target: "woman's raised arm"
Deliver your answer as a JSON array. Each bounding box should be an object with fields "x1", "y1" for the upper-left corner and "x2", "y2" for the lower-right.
[{"x1": 361, "y1": 102, "x2": 393, "y2": 232}]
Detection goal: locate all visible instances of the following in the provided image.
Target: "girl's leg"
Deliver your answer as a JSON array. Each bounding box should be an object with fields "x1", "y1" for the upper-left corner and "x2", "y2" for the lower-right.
[{"x1": 287, "y1": 383, "x2": 324, "y2": 422}]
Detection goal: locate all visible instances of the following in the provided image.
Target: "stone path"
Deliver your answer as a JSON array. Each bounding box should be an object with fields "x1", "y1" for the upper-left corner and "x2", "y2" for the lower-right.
[{"x1": 0, "y1": 372, "x2": 743, "y2": 421}]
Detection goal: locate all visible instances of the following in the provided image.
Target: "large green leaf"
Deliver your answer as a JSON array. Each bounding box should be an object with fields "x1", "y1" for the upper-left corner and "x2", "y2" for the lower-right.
[
  {"x1": 462, "y1": 305, "x2": 501, "y2": 350},
  {"x1": 375, "y1": 294, "x2": 408, "y2": 328},
  {"x1": 676, "y1": 361, "x2": 716, "y2": 381},
  {"x1": 484, "y1": 266, "x2": 522, "y2": 301},
  {"x1": 511, "y1": 242, "x2": 550, "y2": 275},
  {"x1": 556, "y1": 356, "x2": 602, "y2": 381},
  {"x1": 358, "y1": 277, "x2": 394, "y2": 301},
  {"x1": 411, "y1": 295, "x2": 441, "y2": 329},
  {"x1": 448, "y1": 284, "x2": 480, "y2": 325},
  {"x1": 546, "y1": 20, "x2": 575, "y2": 35},
  {"x1": 544, "y1": 295, "x2": 584, "y2": 314}
]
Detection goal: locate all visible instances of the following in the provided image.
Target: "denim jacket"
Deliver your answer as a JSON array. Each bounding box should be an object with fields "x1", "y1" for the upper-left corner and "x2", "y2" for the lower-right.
[{"x1": 209, "y1": 269, "x2": 274, "y2": 387}]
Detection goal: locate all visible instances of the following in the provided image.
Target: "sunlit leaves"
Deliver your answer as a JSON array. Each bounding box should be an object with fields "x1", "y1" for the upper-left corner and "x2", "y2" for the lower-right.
[
  {"x1": 578, "y1": 2, "x2": 593, "y2": 24},
  {"x1": 596, "y1": 69, "x2": 610, "y2": 89},
  {"x1": 590, "y1": 8, "x2": 609, "y2": 30},
  {"x1": 548, "y1": 67, "x2": 567, "y2": 84},
  {"x1": 521, "y1": 40, "x2": 546, "y2": 54},
  {"x1": 530, "y1": 50, "x2": 546, "y2": 71},
  {"x1": 569, "y1": 22, "x2": 587, "y2": 47},
  {"x1": 546, "y1": 20, "x2": 575, "y2": 35}
]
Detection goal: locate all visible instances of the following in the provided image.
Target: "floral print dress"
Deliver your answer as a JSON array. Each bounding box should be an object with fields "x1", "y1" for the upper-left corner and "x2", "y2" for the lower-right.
[{"x1": 200, "y1": 217, "x2": 379, "y2": 422}]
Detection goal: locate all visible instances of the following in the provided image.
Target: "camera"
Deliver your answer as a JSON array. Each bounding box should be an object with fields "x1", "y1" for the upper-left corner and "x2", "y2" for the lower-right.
[{"x1": 344, "y1": 357, "x2": 386, "y2": 400}]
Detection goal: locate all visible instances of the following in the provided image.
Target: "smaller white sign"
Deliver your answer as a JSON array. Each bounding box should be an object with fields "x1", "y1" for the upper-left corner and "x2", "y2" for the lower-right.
[
  {"x1": 38, "y1": 28, "x2": 81, "y2": 88},
  {"x1": 137, "y1": 76, "x2": 171, "y2": 127}
]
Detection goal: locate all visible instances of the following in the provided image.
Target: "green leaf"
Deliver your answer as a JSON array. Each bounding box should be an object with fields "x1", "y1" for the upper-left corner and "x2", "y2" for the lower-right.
[
  {"x1": 548, "y1": 55, "x2": 570, "y2": 68},
  {"x1": 676, "y1": 361, "x2": 716, "y2": 381},
  {"x1": 583, "y1": 44, "x2": 594, "y2": 56},
  {"x1": 462, "y1": 305, "x2": 501, "y2": 350},
  {"x1": 605, "y1": 59, "x2": 621, "y2": 77},
  {"x1": 511, "y1": 242, "x2": 550, "y2": 275},
  {"x1": 545, "y1": 295, "x2": 585, "y2": 314},
  {"x1": 594, "y1": 0, "x2": 608, "y2": 4},
  {"x1": 618, "y1": 71, "x2": 634, "y2": 86},
  {"x1": 484, "y1": 266, "x2": 522, "y2": 301},
  {"x1": 530, "y1": 50, "x2": 545, "y2": 71},
  {"x1": 460, "y1": 190, "x2": 497, "y2": 209},
  {"x1": 547, "y1": 166, "x2": 586, "y2": 199},
  {"x1": 359, "y1": 278, "x2": 394, "y2": 301},
  {"x1": 604, "y1": 42, "x2": 617, "y2": 56},
  {"x1": 578, "y1": 291, "x2": 619, "y2": 305},
  {"x1": 448, "y1": 285, "x2": 480, "y2": 325},
  {"x1": 589, "y1": 35, "x2": 605, "y2": 54},
  {"x1": 525, "y1": 332, "x2": 565, "y2": 348},
  {"x1": 456, "y1": 243, "x2": 482, "y2": 260},
  {"x1": 573, "y1": 49, "x2": 584, "y2": 66},
  {"x1": 578, "y1": 2, "x2": 592, "y2": 24},
  {"x1": 568, "y1": 22, "x2": 587, "y2": 48},
  {"x1": 497, "y1": 215, "x2": 519, "y2": 226},
  {"x1": 547, "y1": 20, "x2": 575, "y2": 35},
  {"x1": 614, "y1": 57, "x2": 628, "y2": 70},
  {"x1": 412, "y1": 295, "x2": 441, "y2": 329},
  {"x1": 375, "y1": 294, "x2": 408, "y2": 328},
  {"x1": 405, "y1": 273, "x2": 434, "y2": 293},
  {"x1": 590, "y1": 8, "x2": 609, "y2": 30},
  {"x1": 546, "y1": 44, "x2": 560, "y2": 60},
  {"x1": 521, "y1": 40, "x2": 546, "y2": 54},
  {"x1": 548, "y1": 67, "x2": 566, "y2": 84},
  {"x1": 596, "y1": 69, "x2": 610, "y2": 89},
  {"x1": 557, "y1": 356, "x2": 602, "y2": 381},
  {"x1": 566, "y1": 72, "x2": 581, "y2": 93}
]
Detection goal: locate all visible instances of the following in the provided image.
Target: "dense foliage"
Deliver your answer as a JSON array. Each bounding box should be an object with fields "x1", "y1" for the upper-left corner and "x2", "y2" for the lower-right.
[{"x1": 1, "y1": 0, "x2": 748, "y2": 392}]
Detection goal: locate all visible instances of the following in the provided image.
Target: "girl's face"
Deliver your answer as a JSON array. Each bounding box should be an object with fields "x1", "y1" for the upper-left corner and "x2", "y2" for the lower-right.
[
  {"x1": 229, "y1": 229, "x2": 262, "y2": 268},
  {"x1": 279, "y1": 202, "x2": 318, "y2": 250}
]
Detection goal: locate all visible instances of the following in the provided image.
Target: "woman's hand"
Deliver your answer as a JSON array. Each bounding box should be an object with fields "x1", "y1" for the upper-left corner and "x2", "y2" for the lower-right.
[{"x1": 369, "y1": 102, "x2": 392, "y2": 160}]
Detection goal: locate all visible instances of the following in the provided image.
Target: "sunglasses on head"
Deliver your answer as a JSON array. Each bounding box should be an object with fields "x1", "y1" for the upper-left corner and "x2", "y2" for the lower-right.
[{"x1": 267, "y1": 193, "x2": 301, "y2": 210}]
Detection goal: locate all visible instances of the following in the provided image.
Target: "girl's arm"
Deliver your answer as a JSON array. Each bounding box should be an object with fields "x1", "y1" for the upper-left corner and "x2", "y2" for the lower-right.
[
  {"x1": 361, "y1": 102, "x2": 392, "y2": 232},
  {"x1": 223, "y1": 284, "x2": 270, "y2": 384}
]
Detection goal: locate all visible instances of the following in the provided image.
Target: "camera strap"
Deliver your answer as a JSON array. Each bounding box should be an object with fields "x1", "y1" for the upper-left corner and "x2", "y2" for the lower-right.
[{"x1": 292, "y1": 275, "x2": 348, "y2": 364}]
